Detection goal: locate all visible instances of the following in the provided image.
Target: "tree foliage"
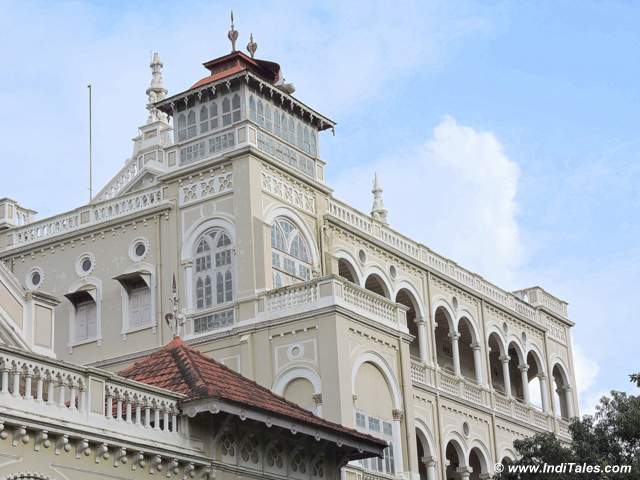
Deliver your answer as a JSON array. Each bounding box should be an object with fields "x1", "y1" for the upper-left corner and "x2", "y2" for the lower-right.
[{"x1": 495, "y1": 390, "x2": 640, "y2": 480}]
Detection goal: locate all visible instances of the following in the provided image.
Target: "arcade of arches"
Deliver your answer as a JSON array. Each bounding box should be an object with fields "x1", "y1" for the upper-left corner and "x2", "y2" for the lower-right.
[{"x1": 336, "y1": 258, "x2": 575, "y2": 421}]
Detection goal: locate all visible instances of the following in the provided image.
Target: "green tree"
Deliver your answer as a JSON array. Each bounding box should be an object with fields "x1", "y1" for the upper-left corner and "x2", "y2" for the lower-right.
[{"x1": 495, "y1": 385, "x2": 640, "y2": 480}]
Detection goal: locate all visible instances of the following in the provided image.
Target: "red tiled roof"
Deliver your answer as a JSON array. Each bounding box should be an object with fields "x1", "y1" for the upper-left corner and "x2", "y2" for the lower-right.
[{"x1": 118, "y1": 337, "x2": 385, "y2": 446}]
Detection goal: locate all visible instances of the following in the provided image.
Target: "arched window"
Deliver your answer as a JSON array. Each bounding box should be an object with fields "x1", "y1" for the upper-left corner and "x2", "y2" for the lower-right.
[
  {"x1": 177, "y1": 113, "x2": 187, "y2": 142},
  {"x1": 210, "y1": 101, "x2": 219, "y2": 130},
  {"x1": 222, "y1": 97, "x2": 232, "y2": 126},
  {"x1": 200, "y1": 105, "x2": 209, "y2": 133},
  {"x1": 194, "y1": 229, "x2": 234, "y2": 310},
  {"x1": 187, "y1": 110, "x2": 197, "y2": 139},
  {"x1": 232, "y1": 93, "x2": 241, "y2": 122},
  {"x1": 249, "y1": 96, "x2": 257, "y2": 122},
  {"x1": 271, "y1": 217, "x2": 313, "y2": 287}
]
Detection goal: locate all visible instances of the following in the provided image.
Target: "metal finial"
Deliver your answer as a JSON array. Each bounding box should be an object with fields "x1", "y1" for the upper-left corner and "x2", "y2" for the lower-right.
[
  {"x1": 165, "y1": 273, "x2": 185, "y2": 338},
  {"x1": 228, "y1": 10, "x2": 239, "y2": 52},
  {"x1": 247, "y1": 33, "x2": 257, "y2": 58}
]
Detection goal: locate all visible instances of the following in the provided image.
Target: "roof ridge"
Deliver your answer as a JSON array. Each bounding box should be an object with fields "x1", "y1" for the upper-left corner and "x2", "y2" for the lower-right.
[{"x1": 170, "y1": 341, "x2": 210, "y2": 398}]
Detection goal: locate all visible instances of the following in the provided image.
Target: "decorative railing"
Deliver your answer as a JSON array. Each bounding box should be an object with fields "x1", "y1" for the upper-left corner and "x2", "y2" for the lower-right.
[
  {"x1": 4, "y1": 187, "x2": 167, "y2": 250},
  {"x1": 94, "y1": 159, "x2": 141, "y2": 202},
  {"x1": 0, "y1": 345, "x2": 187, "y2": 449},
  {"x1": 326, "y1": 199, "x2": 568, "y2": 321},
  {"x1": 258, "y1": 275, "x2": 408, "y2": 332}
]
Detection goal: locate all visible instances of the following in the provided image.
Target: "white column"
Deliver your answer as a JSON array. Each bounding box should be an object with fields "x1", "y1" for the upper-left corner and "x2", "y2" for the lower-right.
[
  {"x1": 538, "y1": 373, "x2": 550, "y2": 412},
  {"x1": 519, "y1": 365, "x2": 530, "y2": 404},
  {"x1": 1, "y1": 368, "x2": 9, "y2": 394},
  {"x1": 449, "y1": 332, "x2": 461, "y2": 377},
  {"x1": 24, "y1": 371, "x2": 33, "y2": 400},
  {"x1": 391, "y1": 410, "x2": 405, "y2": 477},
  {"x1": 417, "y1": 319, "x2": 429, "y2": 364},
  {"x1": 422, "y1": 456, "x2": 436, "y2": 480},
  {"x1": 456, "y1": 466, "x2": 472, "y2": 480},
  {"x1": 471, "y1": 343, "x2": 483, "y2": 385},
  {"x1": 500, "y1": 355, "x2": 512, "y2": 397},
  {"x1": 564, "y1": 385, "x2": 575, "y2": 418}
]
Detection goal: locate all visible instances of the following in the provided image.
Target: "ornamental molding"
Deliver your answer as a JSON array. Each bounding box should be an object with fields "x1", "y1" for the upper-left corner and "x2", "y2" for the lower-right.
[
  {"x1": 327, "y1": 224, "x2": 422, "y2": 277},
  {"x1": 541, "y1": 312, "x2": 567, "y2": 344},
  {"x1": 347, "y1": 327, "x2": 398, "y2": 351},
  {"x1": 261, "y1": 165, "x2": 316, "y2": 215},
  {"x1": 440, "y1": 402, "x2": 490, "y2": 426},
  {"x1": 485, "y1": 304, "x2": 544, "y2": 343},
  {"x1": 178, "y1": 168, "x2": 233, "y2": 206}
]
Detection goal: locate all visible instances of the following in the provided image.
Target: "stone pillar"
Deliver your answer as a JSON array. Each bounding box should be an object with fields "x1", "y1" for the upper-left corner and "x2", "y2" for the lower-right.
[
  {"x1": 422, "y1": 456, "x2": 437, "y2": 480},
  {"x1": 538, "y1": 373, "x2": 550, "y2": 412},
  {"x1": 391, "y1": 409, "x2": 405, "y2": 477},
  {"x1": 450, "y1": 332, "x2": 461, "y2": 377},
  {"x1": 500, "y1": 355, "x2": 512, "y2": 397},
  {"x1": 564, "y1": 385, "x2": 575, "y2": 418},
  {"x1": 456, "y1": 466, "x2": 473, "y2": 480},
  {"x1": 417, "y1": 319, "x2": 429, "y2": 364},
  {"x1": 471, "y1": 343, "x2": 483, "y2": 385},
  {"x1": 519, "y1": 365, "x2": 530, "y2": 404}
]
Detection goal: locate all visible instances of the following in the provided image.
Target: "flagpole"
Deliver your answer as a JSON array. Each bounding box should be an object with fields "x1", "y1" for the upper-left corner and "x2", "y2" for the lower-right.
[{"x1": 88, "y1": 83, "x2": 93, "y2": 202}]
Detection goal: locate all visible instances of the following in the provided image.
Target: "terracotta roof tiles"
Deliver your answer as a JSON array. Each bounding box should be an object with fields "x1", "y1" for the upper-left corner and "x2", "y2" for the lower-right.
[{"x1": 118, "y1": 337, "x2": 384, "y2": 446}]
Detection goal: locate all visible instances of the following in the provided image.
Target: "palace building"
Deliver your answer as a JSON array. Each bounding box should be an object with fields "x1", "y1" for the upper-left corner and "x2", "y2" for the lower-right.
[{"x1": 0, "y1": 18, "x2": 578, "y2": 480}]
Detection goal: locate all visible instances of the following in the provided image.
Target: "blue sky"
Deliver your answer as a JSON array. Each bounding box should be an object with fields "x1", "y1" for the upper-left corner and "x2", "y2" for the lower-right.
[{"x1": 1, "y1": 0, "x2": 638, "y2": 412}]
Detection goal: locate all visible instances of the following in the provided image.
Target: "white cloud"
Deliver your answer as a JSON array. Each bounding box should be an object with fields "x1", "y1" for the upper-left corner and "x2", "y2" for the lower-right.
[
  {"x1": 331, "y1": 115, "x2": 522, "y2": 286},
  {"x1": 572, "y1": 343, "x2": 600, "y2": 415}
]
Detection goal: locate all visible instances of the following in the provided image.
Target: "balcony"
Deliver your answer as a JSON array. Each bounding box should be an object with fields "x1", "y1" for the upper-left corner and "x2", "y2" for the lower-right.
[
  {"x1": 326, "y1": 199, "x2": 569, "y2": 322},
  {"x1": 257, "y1": 275, "x2": 408, "y2": 333},
  {"x1": 410, "y1": 359, "x2": 562, "y2": 435},
  {"x1": 0, "y1": 344, "x2": 201, "y2": 456}
]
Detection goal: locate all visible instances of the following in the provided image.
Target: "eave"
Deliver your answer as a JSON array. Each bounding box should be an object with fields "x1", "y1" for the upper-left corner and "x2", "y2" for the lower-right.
[{"x1": 155, "y1": 71, "x2": 336, "y2": 131}]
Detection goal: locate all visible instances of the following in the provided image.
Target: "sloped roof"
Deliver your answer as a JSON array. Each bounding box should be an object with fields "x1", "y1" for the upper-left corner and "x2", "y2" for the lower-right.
[{"x1": 119, "y1": 337, "x2": 385, "y2": 446}]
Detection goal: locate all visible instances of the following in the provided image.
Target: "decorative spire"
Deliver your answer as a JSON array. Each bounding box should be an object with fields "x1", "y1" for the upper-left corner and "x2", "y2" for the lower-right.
[
  {"x1": 164, "y1": 273, "x2": 185, "y2": 338},
  {"x1": 228, "y1": 11, "x2": 239, "y2": 52},
  {"x1": 371, "y1": 173, "x2": 388, "y2": 225},
  {"x1": 246, "y1": 33, "x2": 257, "y2": 58},
  {"x1": 145, "y1": 52, "x2": 168, "y2": 123}
]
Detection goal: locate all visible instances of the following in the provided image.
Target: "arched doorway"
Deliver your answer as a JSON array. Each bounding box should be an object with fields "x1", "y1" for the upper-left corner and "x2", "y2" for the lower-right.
[
  {"x1": 458, "y1": 317, "x2": 480, "y2": 384},
  {"x1": 338, "y1": 258, "x2": 359, "y2": 284},
  {"x1": 488, "y1": 332, "x2": 507, "y2": 394},
  {"x1": 445, "y1": 440, "x2": 467, "y2": 480},
  {"x1": 552, "y1": 363, "x2": 574, "y2": 419},
  {"x1": 434, "y1": 307, "x2": 455, "y2": 373},
  {"x1": 396, "y1": 288, "x2": 426, "y2": 361},
  {"x1": 364, "y1": 273, "x2": 390, "y2": 298}
]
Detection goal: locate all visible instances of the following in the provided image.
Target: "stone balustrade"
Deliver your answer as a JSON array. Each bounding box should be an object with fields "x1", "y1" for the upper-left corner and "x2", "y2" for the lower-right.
[
  {"x1": 3, "y1": 187, "x2": 168, "y2": 251},
  {"x1": 93, "y1": 159, "x2": 142, "y2": 203},
  {"x1": 327, "y1": 199, "x2": 568, "y2": 321},
  {"x1": 0, "y1": 345, "x2": 187, "y2": 449},
  {"x1": 410, "y1": 359, "x2": 558, "y2": 432},
  {"x1": 258, "y1": 275, "x2": 408, "y2": 332}
]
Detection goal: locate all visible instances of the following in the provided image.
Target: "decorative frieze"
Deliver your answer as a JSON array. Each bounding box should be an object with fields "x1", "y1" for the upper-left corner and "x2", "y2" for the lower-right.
[
  {"x1": 262, "y1": 165, "x2": 316, "y2": 214},
  {"x1": 543, "y1": 312, "x2": 567, "y2": 344},
  {"x1": 179, "y1": 169, "x2": 233, "y2": 206}
]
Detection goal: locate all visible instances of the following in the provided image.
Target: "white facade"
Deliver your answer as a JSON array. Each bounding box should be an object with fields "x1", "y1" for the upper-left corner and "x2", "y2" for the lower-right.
[{"x1": 0, "y1": 42, "x2": 578, "y2": 480}]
